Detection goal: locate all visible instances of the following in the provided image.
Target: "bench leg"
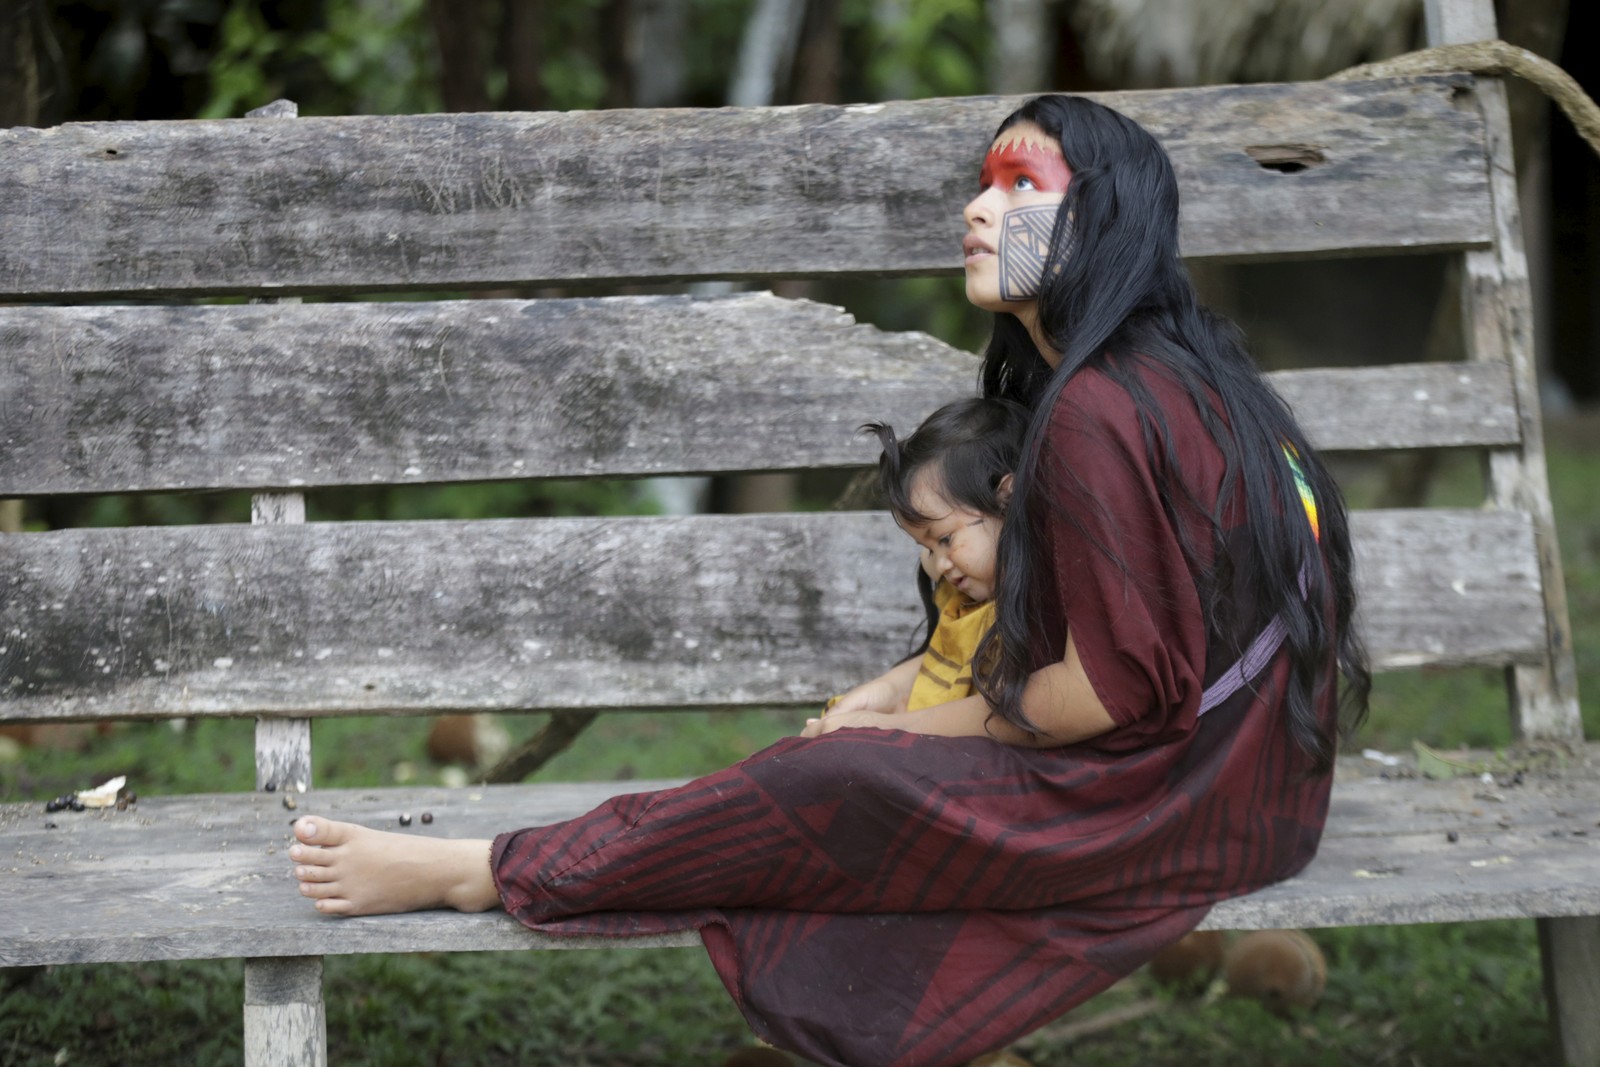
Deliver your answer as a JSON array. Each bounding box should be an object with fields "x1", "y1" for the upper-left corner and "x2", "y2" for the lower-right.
[
  {"x1": 244, "y1": 957, "x2": 327, "y2": 1067},
  {"x1": 1540, "y1": 916, "x2": 1600, "y2": 1066}
]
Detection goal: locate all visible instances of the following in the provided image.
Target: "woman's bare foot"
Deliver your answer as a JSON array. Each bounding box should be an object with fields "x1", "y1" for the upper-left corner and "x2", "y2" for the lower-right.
[{"x1": 289, "y1": 816, "x2": 501, "y2": 917}]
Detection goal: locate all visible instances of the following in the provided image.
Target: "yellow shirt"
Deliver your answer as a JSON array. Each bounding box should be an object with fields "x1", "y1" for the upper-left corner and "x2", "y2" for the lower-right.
[{"x1": 905, "y1": 581, "x2": 997, "y2": 712}]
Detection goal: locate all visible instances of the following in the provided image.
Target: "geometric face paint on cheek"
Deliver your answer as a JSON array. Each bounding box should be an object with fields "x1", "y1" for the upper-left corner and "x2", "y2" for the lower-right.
[{"x1": 997, "y1": 203, "x2": 1065, "y2": 301}]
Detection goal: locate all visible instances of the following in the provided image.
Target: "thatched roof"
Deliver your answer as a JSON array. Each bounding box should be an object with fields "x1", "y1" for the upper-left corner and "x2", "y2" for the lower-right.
[{"x1": 1069, "y1": 0, "x2": 1422, "y2": 87}]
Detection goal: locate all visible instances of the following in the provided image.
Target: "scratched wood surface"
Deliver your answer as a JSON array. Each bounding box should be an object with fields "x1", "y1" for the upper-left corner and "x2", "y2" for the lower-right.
[
  {"x1": 0, "y1": 293, "x2": 1519, "y2": 496},
  {"x1": 0, "y1": 77, "x2": 1488, "y2": 299},
  {"x1": 0, "y1": 509, "x2": 1543, "y2": 724},
  {"x1": 3, "y1": 745, "x2": 1597, "y2": 966}
]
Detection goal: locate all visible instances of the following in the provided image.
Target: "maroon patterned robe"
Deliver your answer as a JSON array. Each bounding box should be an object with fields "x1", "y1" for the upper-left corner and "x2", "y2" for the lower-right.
[{"x1": 492, "y1": 359, "x2": 1337, "y2": 1067}]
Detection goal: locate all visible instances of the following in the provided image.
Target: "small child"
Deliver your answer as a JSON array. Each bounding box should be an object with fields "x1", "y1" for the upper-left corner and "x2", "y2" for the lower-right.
[{"x1": 823, "y1": 396, "x2": 1031, "y2": 718}]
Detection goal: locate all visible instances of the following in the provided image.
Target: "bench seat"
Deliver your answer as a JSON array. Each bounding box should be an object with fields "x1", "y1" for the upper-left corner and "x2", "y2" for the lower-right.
[{"x1": 7, "y1": 745, "x2": 1598, "y2": 967}]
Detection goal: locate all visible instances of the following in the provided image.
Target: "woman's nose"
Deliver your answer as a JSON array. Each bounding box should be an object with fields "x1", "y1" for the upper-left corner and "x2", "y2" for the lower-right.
[{"x1": 963, "y1": 188, "x2": 996, "y2": 228}]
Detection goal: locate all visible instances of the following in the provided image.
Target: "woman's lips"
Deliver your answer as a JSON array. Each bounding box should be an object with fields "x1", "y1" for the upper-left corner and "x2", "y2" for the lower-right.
[{"x1": 963, "y1": 235, "x2": 995, "y2": 263}]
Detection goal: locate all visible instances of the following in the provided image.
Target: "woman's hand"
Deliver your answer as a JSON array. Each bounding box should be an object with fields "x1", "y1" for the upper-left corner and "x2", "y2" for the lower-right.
[{"x1": 801, "y1": 707, "x2": 900, "y2": 738}]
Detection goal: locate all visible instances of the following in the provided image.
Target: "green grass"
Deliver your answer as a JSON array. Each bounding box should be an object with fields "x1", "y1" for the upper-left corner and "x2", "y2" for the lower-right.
[{"x1": 4, "y1": 427, "x2": 1597, "y2": 1066}]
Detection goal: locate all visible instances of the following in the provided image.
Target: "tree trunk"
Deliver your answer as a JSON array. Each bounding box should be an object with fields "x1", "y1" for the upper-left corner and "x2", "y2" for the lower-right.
[
  {"x1": 729, "y1": 0, "x2": 807, "y2": 106},
  {"x1": 598, "y1": 0, "x2": 634, "y2": 108},
  {"x1": 792, "y1": 0, "x2": 842, "y2": 104},
  {"x1": 630, "y1": 0, "x2": 687, "y2": 107},
  {"x1": 988, "y1": 0, "x2": 1053, "y2": 94},
  {"x1": 0, "y1": 1, "x2": 38, "y2": 128},
  {"x1": 501, "y1": 0, "x2": 544, "y2": 110},
  {"x1": 430, "y1": 0, "x2": 491, "y2": 111}
]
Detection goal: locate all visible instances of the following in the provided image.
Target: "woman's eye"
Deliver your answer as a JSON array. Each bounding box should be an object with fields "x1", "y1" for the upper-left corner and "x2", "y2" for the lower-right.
[
  {"x1": 938, "y1": 535, "x2": 953, "y2": 548},
  {"x1": 1014, "y1": 175, "x2": 1037, "y2": 191}
]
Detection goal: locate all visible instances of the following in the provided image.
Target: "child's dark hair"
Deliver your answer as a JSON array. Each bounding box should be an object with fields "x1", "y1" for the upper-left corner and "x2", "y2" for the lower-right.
[
  {"x1": 862, "y1": 397, "x2": 1030, "y2": 653},
  {"x1": 864, "y1": 397, "x2": 1030, "y2": 524}
]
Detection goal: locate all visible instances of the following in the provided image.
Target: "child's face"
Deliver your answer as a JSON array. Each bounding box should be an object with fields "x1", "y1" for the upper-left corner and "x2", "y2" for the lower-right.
[{"x1": 898, "y1": 469, "x2": 1003, "y2": 603}]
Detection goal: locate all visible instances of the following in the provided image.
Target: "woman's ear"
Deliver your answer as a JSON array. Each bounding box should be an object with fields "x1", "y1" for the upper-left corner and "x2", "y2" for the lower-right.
[{"x1": 997, "y1": 473, "x2": 1015, "y2": 511}]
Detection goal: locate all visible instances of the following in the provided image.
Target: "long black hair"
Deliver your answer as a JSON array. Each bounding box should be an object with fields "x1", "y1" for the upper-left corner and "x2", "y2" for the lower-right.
[
  {"x1": 973, "y1": 95, "x2": 1369, "y2": 772},
  {"x1": 863, "y1": 397, "x2": 1030, "y2": 655}
]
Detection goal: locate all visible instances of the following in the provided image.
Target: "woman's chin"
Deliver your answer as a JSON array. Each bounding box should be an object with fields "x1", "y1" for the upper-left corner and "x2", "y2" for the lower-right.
[{"x1": 964, "y1": 278, "x2": 1008, "y2": 315}]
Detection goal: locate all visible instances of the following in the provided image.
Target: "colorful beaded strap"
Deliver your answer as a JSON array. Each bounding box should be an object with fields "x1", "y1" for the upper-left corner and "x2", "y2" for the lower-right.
[{"x1": 1197, "y1": 447, "x2": 1319, "y2": 716}]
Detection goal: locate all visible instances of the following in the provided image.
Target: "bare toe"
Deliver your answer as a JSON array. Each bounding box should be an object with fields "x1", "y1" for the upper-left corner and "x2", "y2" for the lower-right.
[
  {"x1": 294, "y1": 816, "x2": 336, "y2": 846},
  {"x1": 299, "y1": 879, "x2": 342, "y2": 899}
]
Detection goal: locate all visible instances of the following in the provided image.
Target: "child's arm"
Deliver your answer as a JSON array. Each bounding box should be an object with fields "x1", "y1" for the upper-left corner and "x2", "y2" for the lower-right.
[
  {"x1": 823, "y1": 655, "x2": 921, "y2": 717},
  {"x1": 802, "y1": 631, "x2": 1116, "y2": 748}
]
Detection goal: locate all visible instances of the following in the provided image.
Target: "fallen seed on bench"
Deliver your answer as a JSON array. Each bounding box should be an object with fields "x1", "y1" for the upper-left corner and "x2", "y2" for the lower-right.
[
  {"x1": 283, "y1": 796, "x2": 298, "y2": 811},
  {"x1": 421, "y1": 812, "x2": 433, "y2": 824},
  {"x1": 399, "y1": 813, "x2": 413, "y2": 827},
  {"x1": 1446, "y1": 831, "x2": 1459, "y2": 843},
  {"x1": 264, "y1": 781, "x2": 277, "y2": 792}
]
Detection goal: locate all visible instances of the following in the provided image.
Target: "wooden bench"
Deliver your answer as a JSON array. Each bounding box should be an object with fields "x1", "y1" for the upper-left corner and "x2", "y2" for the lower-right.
[{"x1": 3, "y1": 2, "x2": 1596, "y2": 1063}]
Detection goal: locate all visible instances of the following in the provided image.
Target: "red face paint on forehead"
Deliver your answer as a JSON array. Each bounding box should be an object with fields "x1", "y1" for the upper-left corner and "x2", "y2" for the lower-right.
[{"x1": 978, "y1": 138, "x2": 1072, "y2": 194}]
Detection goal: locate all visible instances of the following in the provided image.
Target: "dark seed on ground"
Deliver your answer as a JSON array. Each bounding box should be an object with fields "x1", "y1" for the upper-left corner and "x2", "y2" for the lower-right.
[
  {"x1": 1446, "y1": 830, "x2": 1460, "y2": 843},
  {"x1": 421, "y1": 812, "x2": 433, "y2": 824},
  {"x1": 399, "y1": 813, "x2": 413, "y2": 827},
  {"x1": 283, "y1": 796, "x2": 298, "y2": 810}
]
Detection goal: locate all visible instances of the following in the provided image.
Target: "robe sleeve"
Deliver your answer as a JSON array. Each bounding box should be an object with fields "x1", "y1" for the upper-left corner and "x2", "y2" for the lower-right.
[{"x1": 1032, "y1": 364, "x2": 1223, "y2": 743}]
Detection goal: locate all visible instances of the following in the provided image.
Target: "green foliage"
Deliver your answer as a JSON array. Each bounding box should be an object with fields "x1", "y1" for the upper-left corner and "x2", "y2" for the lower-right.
[
  {"x1": 1021, "y1": 922, "x2": 1548, "y2": 1067},
  {"x1": 0, "y1": 921, "x2": 1552, "y2": 1066},
  {"x1": 841, "y1": 0, "x2": 988, "y2": 99},
  {"x1": 306, "y1": 478, "x2": 655, "y2": 523},
  {"x1": 0, "y1": 949, "x2": 749, "y2": 1067},
  {"x1": 202, "y1": 0, "x2": 439, "y2": 118}
]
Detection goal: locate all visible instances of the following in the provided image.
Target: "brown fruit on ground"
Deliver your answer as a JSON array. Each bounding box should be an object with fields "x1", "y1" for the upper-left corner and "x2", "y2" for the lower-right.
[
  {"x1": 1222, "y1": 929, "x2": 1327, "y2": 1015},
  {"x1": 1147, "y1": 930, "x2": 1226, "y2": 989}
]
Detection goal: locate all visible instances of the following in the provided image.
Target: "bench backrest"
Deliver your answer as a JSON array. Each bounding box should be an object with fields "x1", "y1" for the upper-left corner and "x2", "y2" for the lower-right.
[{"x1": 0, "y1": 75, "x2": 1582, "y2": 791}]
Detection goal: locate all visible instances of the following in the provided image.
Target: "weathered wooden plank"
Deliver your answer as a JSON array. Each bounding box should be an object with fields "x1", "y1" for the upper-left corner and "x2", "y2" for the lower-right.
[
  {"x1": 0, "y1": 77, "x2": 1490, "y2": 298},
  {"x1": 0, "y1": 292, "x2": 1518, "y2": 496},
  {"x1": 243, "y1": 957, "x2": 327, "y2": 1067},
  {"x1": 1353, "y1": 508, "x2": 1545, "y2": 670},
  {"x1": 0, "y1": 509, "x2": 1544, "y2": 724},
  {"x1": 1454, "y1": 84, "x2": 1582, "y2": 742},
  {"x1": 0, "y1": 294, "x2": 970, "y2": 495},
  {"x1": 3, "y1": 747, "x2": 1598, "y2": 966},
  {"x1": 1538, "y1": 916, "x2": 1600, "y2": 1067},
  {"x1": 1273, "y1": 361, "x2": 1518, "y2": 453},
  {"x1": 251, "y1": 490, "x2": 311, "y2": 792}
]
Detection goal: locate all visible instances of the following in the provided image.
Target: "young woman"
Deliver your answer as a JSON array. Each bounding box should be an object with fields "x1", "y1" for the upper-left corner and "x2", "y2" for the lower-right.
[{"x1": 289, "y1": 95, "x2": 1368, "y2": 1067}]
